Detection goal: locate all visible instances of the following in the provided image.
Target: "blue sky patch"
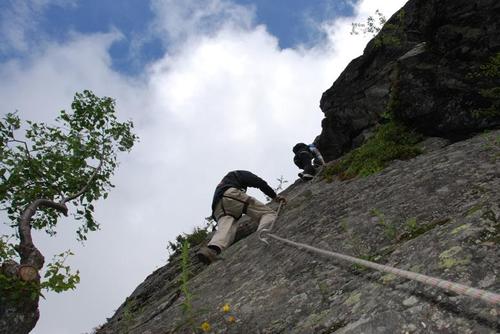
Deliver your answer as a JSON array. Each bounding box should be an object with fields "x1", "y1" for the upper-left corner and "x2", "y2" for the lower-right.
[
  {"x1": 235, "y1": 0, "x2": 353, "y2": 48},
  {"x1": 0, "y1": 0, "x2": 355, "y2": 75}
]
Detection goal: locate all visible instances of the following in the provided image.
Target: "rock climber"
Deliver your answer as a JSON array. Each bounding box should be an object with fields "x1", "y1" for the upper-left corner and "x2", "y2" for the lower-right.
[
  {"x1": 292, "y1": 142, "x2": 326, "y2": 180},
  {"x1": 197, "y1": 170, "x2": 287, "y2": 264}
]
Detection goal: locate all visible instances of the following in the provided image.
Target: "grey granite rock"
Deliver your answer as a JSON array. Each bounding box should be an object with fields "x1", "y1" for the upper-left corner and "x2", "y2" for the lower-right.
[{"x1": 96, "y1": 130, "x2": 500, "y2": 334}]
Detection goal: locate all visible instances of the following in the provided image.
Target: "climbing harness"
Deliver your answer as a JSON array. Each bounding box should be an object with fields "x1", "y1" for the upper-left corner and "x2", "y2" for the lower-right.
[
  {"x1": 217, "y1": 193, "x2": 251, "y2": 220},
  {"x1": 258, "y1": 204, "x2": 500, "y2": 306}
]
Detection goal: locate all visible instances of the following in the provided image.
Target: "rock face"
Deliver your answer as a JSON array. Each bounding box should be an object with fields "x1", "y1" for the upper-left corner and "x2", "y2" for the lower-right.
[
  {"x1": 94, "y1": 1, "x2": 500, "y2": 333},
  {"x1": 96, "y1": 130, "x2": 500, "y2": 334},
  {"x1": 318, "y1": 0, "x2": 500, "y2": 161}
]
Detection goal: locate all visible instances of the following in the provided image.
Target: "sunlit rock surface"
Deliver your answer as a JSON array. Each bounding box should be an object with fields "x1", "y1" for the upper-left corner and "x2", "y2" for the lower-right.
[{"x1": 97, "y1": 129, "x2": 499, "y2": 334}]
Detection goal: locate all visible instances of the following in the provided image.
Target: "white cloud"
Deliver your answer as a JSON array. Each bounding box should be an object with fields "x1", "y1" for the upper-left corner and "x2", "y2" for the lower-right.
[
  {"x1": 150, "y1": 0, "x2": 255, "y2": 45},
  {"x1": 0, "y1": 0, "x2": 408, "y2": 333},
  {"x1": 0, "y1": 0, "x2": 78, "y2": 54},
  {"x1": 354, "y1": 0, "x2": 406, "y2": 18}
]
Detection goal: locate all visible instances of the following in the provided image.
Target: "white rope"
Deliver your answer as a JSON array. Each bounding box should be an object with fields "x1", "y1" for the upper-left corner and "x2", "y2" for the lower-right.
[
  {"x1": 260, "y1": 232, "x2": 500, "y2": 305},
  {"x1": 259, "y1": 189, "x2": 500, "y2": 306}
]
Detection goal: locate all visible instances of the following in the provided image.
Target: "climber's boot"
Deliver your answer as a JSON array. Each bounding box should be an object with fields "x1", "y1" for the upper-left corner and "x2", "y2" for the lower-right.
[
  {"x1": 300, "y1": 173, "x2": 314, "y2": 181},
  {"x1": 196, "y1": 246, "x2": 218, "y2": 264}
]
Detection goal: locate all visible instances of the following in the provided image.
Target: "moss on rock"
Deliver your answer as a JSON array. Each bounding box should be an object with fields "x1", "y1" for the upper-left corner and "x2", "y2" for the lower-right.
[
  {"x1": 323, "y1": 121, "x2": 422, "y2": 181},
  {"x1": 438, "y1": 246, "x2": 471, "y2": 269}
]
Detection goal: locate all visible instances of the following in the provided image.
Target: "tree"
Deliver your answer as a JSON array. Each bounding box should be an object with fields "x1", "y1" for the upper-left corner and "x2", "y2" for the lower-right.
[
  {"x1": 350, "y1": 9, "x2": 387, "y2": 36},
  {"x1": 351, "y1": 9, "x2": 405, "y2": 49},
  {"x1": 0, "y1": 90, "x2": 138, "y2": 334}
]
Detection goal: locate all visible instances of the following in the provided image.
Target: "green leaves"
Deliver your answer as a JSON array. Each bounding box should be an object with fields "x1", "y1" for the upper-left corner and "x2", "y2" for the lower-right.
[
  {"x1": 479, "y1": 53, "x2": 500, "y2": 78},
  {"x1": 1, "y1": 90, "x2": 138, "y2": 294},
  {"x1": 167, "y1": 227, "x2": 209, "y2": 259},
  {"x1": 323, "y1": 122, "x2": 423, "y2": 181},
  {"x1": 0, "y1": 236, "x2": 17, "y2": 261},
  {"x1": 351, "y1": 9, "x2": 386, "y2": 36},
  {"x1": 0, "y1": 271, "x2": 40, "y2": 303},
  {"x1": 41, "y1": 251, "x2": 80, "y2": 293},
  {"x1": 1, "y1": 90, "x2": 138, "y2": 239}
]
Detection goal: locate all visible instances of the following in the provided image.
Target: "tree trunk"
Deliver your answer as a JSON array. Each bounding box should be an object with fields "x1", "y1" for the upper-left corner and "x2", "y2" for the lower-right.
[
  {"x1": 0, "y1": 261, "x2": 40, "y2": 334},
  {"x1": 0, "y1": 199, "x2": 67, "y2": 334}
]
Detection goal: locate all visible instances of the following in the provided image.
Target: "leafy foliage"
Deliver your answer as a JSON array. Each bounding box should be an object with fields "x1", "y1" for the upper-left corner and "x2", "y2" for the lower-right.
[
  {"x1": 40, "y1": 251, "x2": 80, "y2": 293},
  {"x1": 0, "y1": 90, "x2": 138, "y2": 293},
  {"x1": 1, "y1": 90, "x2": 137, "y2": 240},
  {"x1": 470, "y1": 53, "x2": 500, "y2": 119},
  {"x1": 351, "y1": 9, "x2": 406, "y2": 48},
  {"x1": 0, "y1": 250, "x2": 80, "y2": 302},
  {"x1": 351, "y1": 10, "x2": 387, "y2": 36},
  {"x1": 175, "y1": 240, "x2": 199, "y2": 333},
  {"x1": 180, "y1": 240, "x2": 193, "y2": 315},
  {"x1": 0, "y1": 271, "x2": 40, "y2": 302},
  {"x1": 167, "y1": 227, "x2": 209, "y2": 257},
  {"x1": 323, "y1": 121, "x2": 422, "y2": 181},
  {"x1": 373, "y1": 10, "x2": 405, "y2": 48},
  {"x1": 0, "y1": 235, "x2": 17, "y2": 260},
  {"x1": 479, "y1": 52, "x2": 500, "y2": 78}
]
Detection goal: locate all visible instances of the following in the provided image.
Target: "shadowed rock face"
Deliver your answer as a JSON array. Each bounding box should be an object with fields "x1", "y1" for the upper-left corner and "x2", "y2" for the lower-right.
[
  {"x1": 96, "y1": 130, "x2": 500, "y2": 334},
  {"x1": 318, "y1": 0, "x2": 500, "y2": 161}
]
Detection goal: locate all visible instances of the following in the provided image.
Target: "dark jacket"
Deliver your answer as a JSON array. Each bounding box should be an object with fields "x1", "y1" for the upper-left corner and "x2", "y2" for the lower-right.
[
  {"x1": 293, "y1": 142, "x2": 325, "y2": 165},
  {"x1": 211, "y1": 170, "x2": 277, "y2": 213}
]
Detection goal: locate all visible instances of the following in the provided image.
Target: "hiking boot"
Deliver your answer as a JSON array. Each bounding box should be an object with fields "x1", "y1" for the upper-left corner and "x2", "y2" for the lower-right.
[
  {"x1": 197, "y1": 246, "x2": 218, "y2": 264},
  {"x1": 301, "y1": 173, "x2": 314, "y2": 180}
]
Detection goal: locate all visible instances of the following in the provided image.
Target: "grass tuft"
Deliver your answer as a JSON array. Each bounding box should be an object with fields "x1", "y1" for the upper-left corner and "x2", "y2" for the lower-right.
[{"x1": 323, "y1": 121, "x2": 422, "y2": 181}]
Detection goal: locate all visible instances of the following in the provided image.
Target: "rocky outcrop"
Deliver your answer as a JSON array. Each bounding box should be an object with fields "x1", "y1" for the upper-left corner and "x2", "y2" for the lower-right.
[
  {"x1": 94, "y1": 1, "x2": 500, "y2": 333},
  {"x1": 318, "y1": 0, "x2": 500, "y2": 161},
  {"x1": 97, "y1": 130, "x2": 500, "y2": 334}
]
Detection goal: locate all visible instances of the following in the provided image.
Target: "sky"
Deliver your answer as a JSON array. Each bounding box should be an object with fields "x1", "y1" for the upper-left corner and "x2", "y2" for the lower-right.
[{"x1": 0, "y1": 0, "x2": 407, "y2": 333}]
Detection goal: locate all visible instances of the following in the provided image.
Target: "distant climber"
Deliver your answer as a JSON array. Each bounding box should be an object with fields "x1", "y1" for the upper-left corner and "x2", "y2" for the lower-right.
[
  {"x1": 197, "y1": 170, "x2": 287, "y2": 264},
  {"x1": 293, "y1": 142, "x2": 325, "y2": 180}
]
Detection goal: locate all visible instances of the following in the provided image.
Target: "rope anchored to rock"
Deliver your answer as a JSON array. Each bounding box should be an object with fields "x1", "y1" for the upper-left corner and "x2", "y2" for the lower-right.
[{"x1": 258, "y1": 204, "x2": 500, "y2": 306}]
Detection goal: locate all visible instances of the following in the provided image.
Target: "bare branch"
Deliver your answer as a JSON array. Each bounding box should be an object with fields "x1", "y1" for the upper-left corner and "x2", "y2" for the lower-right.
[
  {"x1": 7, "y1": 138, "x2": 32, "y2": 159},
  {"x1": 61, "y1": 158, "x2": 103, "y2": 204}
]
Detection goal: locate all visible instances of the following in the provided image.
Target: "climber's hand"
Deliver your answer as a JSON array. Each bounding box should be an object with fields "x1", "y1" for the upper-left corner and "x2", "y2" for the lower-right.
[{"x1": 275, "y1": 195, "x2": 287, "y2": 205}]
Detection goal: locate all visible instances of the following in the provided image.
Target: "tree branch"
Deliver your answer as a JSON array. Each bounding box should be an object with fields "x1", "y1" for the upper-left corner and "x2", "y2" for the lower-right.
[
  {"x1": 25, "y1": 180, "x2": 65, "y2": 200},
  {"x1": 8, "y1": 137, "x2": 64, "y2": 198},
  {"x1": 7, "y1": 138, "x2": 32, "y2": 159},
  {"x1": 61, "y1": 158, "x2": 103, "y2": 204},
  {"x1": 18, "y1": 199, "x2": 68, "y2": 268}
]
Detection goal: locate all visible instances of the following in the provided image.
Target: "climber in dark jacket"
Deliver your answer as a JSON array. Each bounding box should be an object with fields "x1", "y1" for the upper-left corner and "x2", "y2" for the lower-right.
[
  {"x1": 293, "y1": 142, "x2": 326, "y2": 180},
  {"x1": 197, "y1": 170, "x2": 287, "y2": 264}
]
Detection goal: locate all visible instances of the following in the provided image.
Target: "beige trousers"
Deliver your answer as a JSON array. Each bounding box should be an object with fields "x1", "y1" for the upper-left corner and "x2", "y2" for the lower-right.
[{"x1": 208, "y1": 187, "x2": 276, "y2": 250}]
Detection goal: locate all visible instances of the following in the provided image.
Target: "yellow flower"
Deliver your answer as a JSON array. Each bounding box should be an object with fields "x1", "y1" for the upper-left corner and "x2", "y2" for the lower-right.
[
  {"x1": 200, "y1": 321, "x2": 211, "y2": 332},
  {"x1": 222, "y1": 303, "x2": 231, "y2": 313},
  {"x1": 227, "y1": 315, "x2": 236, "y2": 323}
]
